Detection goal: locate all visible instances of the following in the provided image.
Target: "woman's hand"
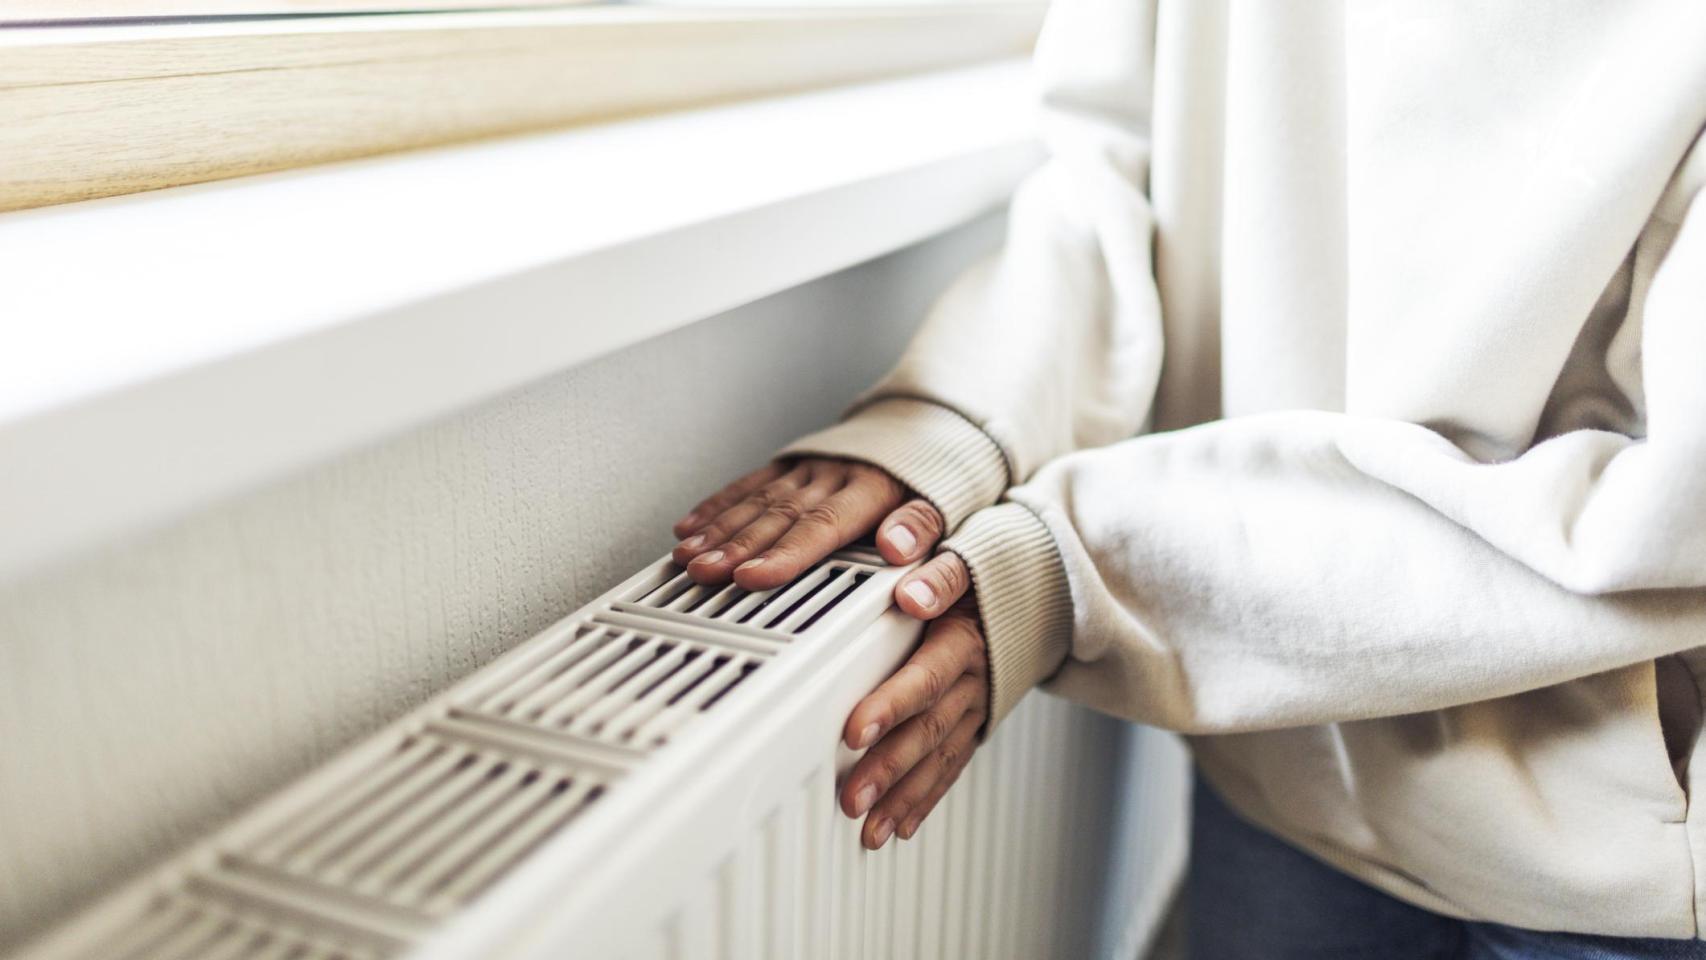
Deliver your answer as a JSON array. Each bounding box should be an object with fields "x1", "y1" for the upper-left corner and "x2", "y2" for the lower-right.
[
  {"x1": 672, "y1": 458, "x2": 943, "y2": 590},
  {"x1": 839, "y1": 553, "x2": 985, "y2": 849},
  {"x1": 676, "y1": 459, "x2": 986, "y2": 847}
]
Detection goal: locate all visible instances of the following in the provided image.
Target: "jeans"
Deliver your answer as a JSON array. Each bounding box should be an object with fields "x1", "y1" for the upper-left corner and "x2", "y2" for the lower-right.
[{"x1": 1188, "y1": 776, "x2": 1706, "y2": 959}]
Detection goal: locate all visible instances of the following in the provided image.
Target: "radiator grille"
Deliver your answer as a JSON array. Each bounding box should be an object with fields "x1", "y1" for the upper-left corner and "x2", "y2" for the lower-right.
[
  {"x1": 453, "y1": 624, "x2": 763, "y2": 749},
  {"x1": 24, "y1": 554, "x2": 888, "y2": 960},
  {"x1": 22, "y1": 546, "x2": 1188, "y2": 960},
  {"x1": 231, "y1": 733, "x2": 608, "y2": 920},
  {"x1": 616, "y1": 563, "x2": 872, "y2": 636}
]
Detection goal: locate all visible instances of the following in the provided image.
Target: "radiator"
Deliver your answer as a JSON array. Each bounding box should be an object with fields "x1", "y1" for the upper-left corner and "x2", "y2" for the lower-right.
[{"x1": 18, "y1": 549, "x2": 1188, "y2": 960}]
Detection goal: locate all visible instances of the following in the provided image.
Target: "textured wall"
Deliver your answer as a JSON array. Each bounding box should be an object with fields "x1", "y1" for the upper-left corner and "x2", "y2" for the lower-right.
[{"x1": 0, "y1": 213, "x2": 1005, "y2": 952}]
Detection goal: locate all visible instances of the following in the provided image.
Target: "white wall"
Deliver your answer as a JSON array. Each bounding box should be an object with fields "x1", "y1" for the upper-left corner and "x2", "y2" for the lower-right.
[{"x1": 0, "y1": 212, "x2": 1006, "y2": 952}]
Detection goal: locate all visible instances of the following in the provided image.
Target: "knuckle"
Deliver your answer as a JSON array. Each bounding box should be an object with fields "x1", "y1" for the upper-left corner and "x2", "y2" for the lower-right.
[
  {"x1": 724, "y1": 529, "x2": 768, "y2": 556},
  {"x1": 939, "y1": 557, "x2": 969, "y2": 595},
  {"x1": 917, "y1": 710, "x2": 950, "y2": 746},
  {"x1": 873, "y1": 753, "x2": 907, "y2": 788},
  {"x1": 918, "y1": 663, "x2": 950, "y2": 702},
  {"x1": 897, "y1": 663, "x2": 937, "y2": 706},
  {"x1": 926, "y1": 570, "x2": 958, "y2": 605},
  {"x1": 719, "y1": 528, "x2": 767, "y2": 559},
  {"x1": 763, "y1": 497, "x2": 806, "y2": 525},
  {"x1": 936, "y1": 741, "x2": 962, "y2": 771},
  {"x1": 902, "y1": 502, "x2": 944, "y2": 537},
  {"x1": 800, "y1": 501, "x2": 843, "y2": 531}
]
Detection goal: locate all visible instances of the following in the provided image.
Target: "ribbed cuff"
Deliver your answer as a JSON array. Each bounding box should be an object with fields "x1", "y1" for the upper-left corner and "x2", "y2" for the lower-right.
[
  {"x1": 777, "y1": 397, "x2": 1008, "y2": 531},
  {"x1": 940, "y1": 502, "x2": 1073, "y2": 733}
]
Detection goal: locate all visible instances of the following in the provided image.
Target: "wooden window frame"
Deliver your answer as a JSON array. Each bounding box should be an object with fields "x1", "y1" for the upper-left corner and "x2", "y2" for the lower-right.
[{"x1": 0, "y1": 2, "x2": 1045, "y2": 211}]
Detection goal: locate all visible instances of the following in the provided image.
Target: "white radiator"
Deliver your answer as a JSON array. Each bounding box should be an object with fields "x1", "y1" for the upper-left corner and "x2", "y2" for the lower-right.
[{"x1": 18, "y1": 549, "x2": 1188, "y2": 960}]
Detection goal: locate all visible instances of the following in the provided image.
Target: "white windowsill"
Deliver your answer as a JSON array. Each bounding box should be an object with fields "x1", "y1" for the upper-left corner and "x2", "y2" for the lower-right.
[{"x1": 0, "y1": 59, "x2": 1039, "y2": 582}]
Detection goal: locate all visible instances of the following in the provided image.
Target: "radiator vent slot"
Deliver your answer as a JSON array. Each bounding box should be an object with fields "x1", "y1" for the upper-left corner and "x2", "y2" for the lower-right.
[{"x1": 454, "y1": 624, "x2": 764, "y2": 748}]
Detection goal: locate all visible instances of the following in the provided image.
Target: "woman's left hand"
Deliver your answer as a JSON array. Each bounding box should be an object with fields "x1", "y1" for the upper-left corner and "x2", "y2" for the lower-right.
[{"x1": 839, "y1": 552, "x2": 986, "y2": 849}]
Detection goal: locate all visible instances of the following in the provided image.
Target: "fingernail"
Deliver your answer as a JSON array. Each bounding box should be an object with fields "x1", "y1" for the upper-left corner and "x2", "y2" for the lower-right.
[
  {"x1": 899, "y1": 819, "x2": 919, "y2": 840},
  {"x1": 857, "y1": 723, "x2": 881, "y2": 749},
  {"x1": 679, "y1": 512, "x2": 700, "y2": 528},
  {"x1": 678, "y1": 534, "x2": 706, "y2": 551},
  {"x1": 903, "y1": 579, "x2": 937, "y2": 610},
  {"x1": 693, "y1": 550, "x2": 724, "y2": 566},
  {"x1": 854, "y1": 784, "x2": 879, "y2": 816},
  {"x1": 884, "y1": 524, "x2": 917, "y2": 557},
  {"x1": 737, "y1": 557, "x2": 765, "y2": 571},
  {"x1": 872, "y1": 819, "x2": 894, "y2": 848}
]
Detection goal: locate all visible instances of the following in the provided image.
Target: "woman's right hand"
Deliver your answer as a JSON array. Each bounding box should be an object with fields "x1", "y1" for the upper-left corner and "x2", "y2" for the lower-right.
[{"x1": 671, "y1": 458, "x2": 943, "y2": 590}]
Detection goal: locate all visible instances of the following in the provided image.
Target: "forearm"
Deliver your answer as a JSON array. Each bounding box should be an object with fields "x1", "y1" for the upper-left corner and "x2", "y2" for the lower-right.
[
  {"x1": 949, "y1": 411, "x2": 1706, "y2": 734},
  {"x1": 780, "y1": 0, "x2": 1165, "y2": 527}
]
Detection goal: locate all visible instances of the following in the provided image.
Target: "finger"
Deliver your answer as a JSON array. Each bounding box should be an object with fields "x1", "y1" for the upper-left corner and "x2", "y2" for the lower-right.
[
  {"x1": 863, "y1": 711, "x2": 980, "y2": 849},
  {"x1": 840, "y1": 674, "x2": 980, "y2": 818},
  {"x1": 734, "y1": 465, "x2": 904, "y2": 590},
  {"x1": 672, "y1": 466, "x2": 813, "y2": 565},
  {"x1": 893, "y1": 551, "x2": 972, "y2": 620},
  {"x1": 843, "y1": 612, "x2": 985, "y2": 750},
  {"x1": 896, "y1": 724, "x2": 977, "y2": 841},
  {"x1": 673, "y1": 462, "x2": 787, "y2": 538},
  {"x1": 687, "y1": 468, "x2": 843, "y2": 583},
  {"x1": 876, "y1": 498, "x2": 944, "y2": 565}
]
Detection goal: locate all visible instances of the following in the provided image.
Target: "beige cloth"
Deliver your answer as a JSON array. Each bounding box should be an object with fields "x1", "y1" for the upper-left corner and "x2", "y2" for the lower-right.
[{"x1": 782, "y1": 0, "x2": 1706, "y2": 939}]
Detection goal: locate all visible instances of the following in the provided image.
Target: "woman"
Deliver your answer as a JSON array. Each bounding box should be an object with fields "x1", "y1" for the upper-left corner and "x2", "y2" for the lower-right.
[{"x1": 667, "y1": 1, "x2": 1706, "y2": 955}]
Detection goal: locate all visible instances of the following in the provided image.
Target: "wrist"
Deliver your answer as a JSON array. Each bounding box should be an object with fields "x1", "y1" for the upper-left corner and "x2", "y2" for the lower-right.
[{"x1": 939, "y1": 501, "x2": 1073, "y2": 732}]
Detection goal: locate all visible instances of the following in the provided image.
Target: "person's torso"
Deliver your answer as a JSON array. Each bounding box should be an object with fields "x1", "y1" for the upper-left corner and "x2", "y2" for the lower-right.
[{"x1": 1141, "y1": 0, "x2": 1706, "y2": 936}]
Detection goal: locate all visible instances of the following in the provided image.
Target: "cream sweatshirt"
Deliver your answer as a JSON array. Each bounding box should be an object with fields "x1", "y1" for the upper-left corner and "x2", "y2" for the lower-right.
[{"x1": 781, "y1": 0, "x2": 1706, "y2": 939}]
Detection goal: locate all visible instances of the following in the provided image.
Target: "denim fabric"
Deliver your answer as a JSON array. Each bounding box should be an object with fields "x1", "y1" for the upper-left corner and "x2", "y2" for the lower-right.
[{"x1": 1188, "y1": 777, "x2": 1706, "y2": 959}]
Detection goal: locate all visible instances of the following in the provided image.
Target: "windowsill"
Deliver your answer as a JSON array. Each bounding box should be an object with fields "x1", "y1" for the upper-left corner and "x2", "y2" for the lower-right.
[{"x1": 0, "y1": 59, "x2": 1040, "y2": 582}]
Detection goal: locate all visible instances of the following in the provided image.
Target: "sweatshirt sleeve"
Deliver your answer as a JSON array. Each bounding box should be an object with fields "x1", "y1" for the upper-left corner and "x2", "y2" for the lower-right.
[
  {"x1": 945, "y1": 152, "x2": 1706, "y2": 732},
  {"x1": 779, "y1": 0, "x2": 1165, "y2": 531}
]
